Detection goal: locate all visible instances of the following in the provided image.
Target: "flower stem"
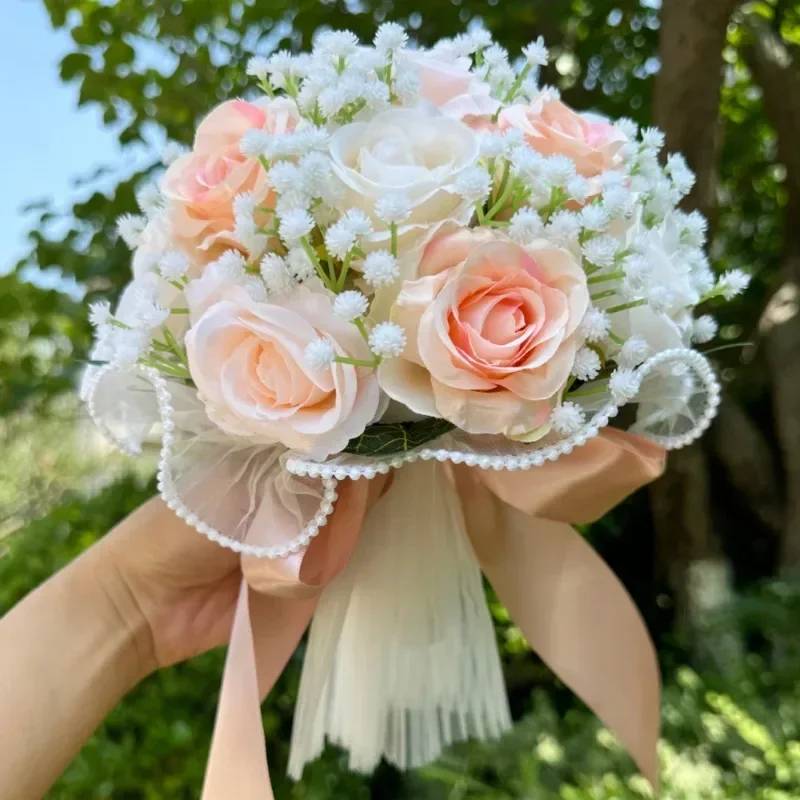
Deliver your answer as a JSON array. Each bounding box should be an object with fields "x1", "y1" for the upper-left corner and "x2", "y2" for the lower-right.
[
  {"x1": 301, "y1": 236, "x2": 335, "y2": 291},
  {"x1": 390, "y1": 222, "x2": 398, "y2": 258},
  {"x1": 587, "y1": 271, "x2": 624, "y2": 285},
  {"x1": 590, "y1": 289, "x2": 617, "y2": 302},
  {"x1": 608, "y1": 331, "x2": 625, "y2": 346},
  {"x1": 606, "y1": 298, "x2": 648, "y2": 314},
  {"x1": 337, "y1": 251, "x2": 353, "y2": 291},
  {"x1": 170, "y1": 308, "x2": 189, "y2": 315},
  {"x1": 353, "y1": 316, "x2": 370, "y2": 344},
  {"x1": 333, "y1": 355, "x2": 380, "y2": 368},
  {"x1": 503, "y1": 63, "x2": 532, "y2": 104}
]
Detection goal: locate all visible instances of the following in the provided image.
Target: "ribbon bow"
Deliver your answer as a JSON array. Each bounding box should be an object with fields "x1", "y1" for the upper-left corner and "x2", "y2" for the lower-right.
[{"x1": 201, "y1": 428, "x2": 666, "y2": 798}]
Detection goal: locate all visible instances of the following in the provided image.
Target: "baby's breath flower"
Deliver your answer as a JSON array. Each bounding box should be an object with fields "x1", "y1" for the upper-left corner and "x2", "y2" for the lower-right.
[
  {"x1": 508, "y1": 208, "x2": 544, "y2": 244},
  {"x1": 333, "y1": 290, "x2": 369, "y2": 321},
  {"x1": 374, "y1": 22, "x2": 407, "y2": 54},
  {"x1": 362, "y1": 250, "x2": 399, "y2": 286},
  {"x1": 581, "y1": 308, "x2": 612, "y2": 343},
  {"x1": 304, "y1": 337, "x2": 335, "y2": 370},
  {"x1": 136, "y1": 184, "x2": 162, "y2": 216},
  {"x1": 618, "y1": 335, "x2": 651, "y2": 368},
  {"x1": 582, "y1": 235, "x2": 619, "y2": 268},
  {"x1": 692, "y1": 314, "x2": 718, "y2": 344},
  {"x1": 286, "y1": 247, "x2": 316, "y2": 283},
  {"x1": 376, "y1": 193, "x2": 412, "y2": 225},
  {"x1": 240, "y1": 129, "x2": 271, "y2": 159},
  {"x1": 116, "y1": 214, "x2": 147, "y2": 249},
  {"x1": 717, "y1": 269, "x2": 751, "y2": 300},
  {"x1": 543, "y1": 154, "x2": 576, "y2": 186},
  {"x1": 522, "y1": 36, "x2": 549, "y2": 67},
  {"x1": 246, "y1": 56, "x2": 270, "y2": 81},
  {"x1": 279, "y1": 209, "x2": 315, "y2": 244},
  {"x1": 550, "y1": 402, "x2": 586, "y2": 436},
  {"x1": 325, "y1": 222, "x2": 356, "y2": 260},
  {"x1": 260, "y1": 253, "x2": 294, "y2": 295},
  {"x1": 268, "y1": 162, "x2": 300, "y2": 193},
  {"x1": 641, "y1": 126, "x2": 665, "y2": 151},
  {"x1": 546, "y1": 211, "x2": 581, "y2": 247},
  {"x1": 572, "y1": 347, "x2": 602, "y2": 381},
  {"x1": 158, "y1": 250, "x2": 190, "y2": 281},
  {"x1": 609, "y1": 368, "x2": 642, "y2": 403},
  {"x1": 369, "y1": 322, "x2": 406, "y2": 358},
  {"x1": 454, "y1": 165, "x2": 492, "y2": 203},
  {"x1": 88, "y1": 299, "x2": 112, "y2": 328}
]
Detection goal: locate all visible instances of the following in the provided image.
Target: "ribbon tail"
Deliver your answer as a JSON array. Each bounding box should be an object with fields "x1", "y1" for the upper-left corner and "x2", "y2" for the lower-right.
[
  {"x1": 202, "y1": 580, "x2": 316, "y2": 800},
  {"x1": 481, "y1": 506, "x2": 660, "y2": 788}
]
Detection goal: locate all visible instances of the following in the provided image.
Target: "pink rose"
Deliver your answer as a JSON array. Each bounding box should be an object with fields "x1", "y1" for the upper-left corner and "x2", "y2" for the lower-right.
[
  {"x1": 378, "y1": 228, "x2": 589, "y2": 437},
  {"x1": 185, "y1": 286, "x2": 381, "y2": 459},
  {"x1": 404, "y1": 50, "x2": 501, "y2": 121},
  {"x1": 163, "y1": 98, "x2": 298, "y2": 263},
  {"x1": 499, "y1": 92, "x2": 624, "y2": 178}
]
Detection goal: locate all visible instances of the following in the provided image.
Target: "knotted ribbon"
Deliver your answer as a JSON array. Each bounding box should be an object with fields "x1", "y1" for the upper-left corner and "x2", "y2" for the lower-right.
[{"x1": 201, "y1": 428, "x2": 666, "y2": 798}]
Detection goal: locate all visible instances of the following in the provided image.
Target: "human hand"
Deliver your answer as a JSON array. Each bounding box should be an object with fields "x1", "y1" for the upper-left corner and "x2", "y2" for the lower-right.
[{"x1": 92, "y1": 497, "x2": 242, "y2": 675}]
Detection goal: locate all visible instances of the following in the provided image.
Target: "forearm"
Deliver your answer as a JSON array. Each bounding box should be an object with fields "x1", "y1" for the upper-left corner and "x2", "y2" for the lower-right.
[{"x1": 0, "y1": 543, "x2": 152, "y2": 799}]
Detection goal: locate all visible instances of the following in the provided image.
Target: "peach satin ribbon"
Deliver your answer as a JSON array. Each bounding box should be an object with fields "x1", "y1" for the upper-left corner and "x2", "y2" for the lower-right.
[{"x1": 201, "y1": 430, "x2": 666, "y2": 799}]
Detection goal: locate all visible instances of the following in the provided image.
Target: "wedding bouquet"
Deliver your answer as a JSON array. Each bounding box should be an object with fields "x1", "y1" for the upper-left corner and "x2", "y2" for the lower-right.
[{"x1": 83, "y1": 22, "x2": 747, "y2": 796}]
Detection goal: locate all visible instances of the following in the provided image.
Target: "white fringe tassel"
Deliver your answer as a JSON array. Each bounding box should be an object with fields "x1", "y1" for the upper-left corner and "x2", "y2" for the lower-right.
[{"x1": 288, "y1": 460, "x2": 512, "y2": 777}]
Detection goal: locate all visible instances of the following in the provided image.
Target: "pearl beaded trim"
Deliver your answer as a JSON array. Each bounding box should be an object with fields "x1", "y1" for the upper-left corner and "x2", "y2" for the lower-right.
[
  {"x1": 85, "y1": 348, "x2": 720, "y2": 559},
  {"x1": 286, "y1": 348, "x2": 721, "y2": 482}
]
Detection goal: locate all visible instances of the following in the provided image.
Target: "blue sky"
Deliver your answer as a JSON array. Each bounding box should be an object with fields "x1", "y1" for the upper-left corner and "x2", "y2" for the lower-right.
[{"x1": 0, "y1": 1, "x2": 123, "y2": 273}]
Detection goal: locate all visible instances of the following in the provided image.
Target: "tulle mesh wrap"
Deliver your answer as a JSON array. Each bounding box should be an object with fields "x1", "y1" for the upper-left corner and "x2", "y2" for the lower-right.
[{"x1": 83, "y1": 346, "x2": 719, "y2": 558}]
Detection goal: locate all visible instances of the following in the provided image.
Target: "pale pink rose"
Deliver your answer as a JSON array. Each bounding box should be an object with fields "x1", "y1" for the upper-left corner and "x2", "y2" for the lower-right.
[
  {"x1": 163, "y1": 98, "x2": 298, "y2": 263},
  {"x1": 404, "y1": 50, "x2": 501, "y2": 121},
  {"x1": 185, "y1": 286, "x2": 381, "y2": 459},
  {"x1": 499, "y1": 92, "x2": 625, "y2": 178},
  {"x1": 378, "y1": 228, "x2": 589, "y2": 437},
  {"x1": 329, "y1": 108, "x2": 480, "y2": 253}
]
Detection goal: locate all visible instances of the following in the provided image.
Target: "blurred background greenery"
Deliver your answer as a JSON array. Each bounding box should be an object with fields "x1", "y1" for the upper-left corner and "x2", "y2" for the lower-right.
[{"x1": 3, "y1": 0, "x2": 800, "y2": 797}]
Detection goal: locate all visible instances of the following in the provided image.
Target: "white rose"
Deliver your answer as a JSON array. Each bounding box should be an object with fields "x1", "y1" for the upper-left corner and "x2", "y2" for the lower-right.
[
  {"x1": 402, "y1": 50, "x2": 501, "y2": 120},
  {"x1": 329, "y1": 108, "x2": 480, "y2": 253}
]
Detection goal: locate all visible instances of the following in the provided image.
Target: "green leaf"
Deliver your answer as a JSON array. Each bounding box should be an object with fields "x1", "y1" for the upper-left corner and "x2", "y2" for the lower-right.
[{"x1": 342, "y1": 418, "x2": 455, "y2": 457}]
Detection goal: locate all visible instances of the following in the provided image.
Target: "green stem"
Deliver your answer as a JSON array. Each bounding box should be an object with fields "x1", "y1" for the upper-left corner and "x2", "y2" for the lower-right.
[
  {"x1": 167, "y1": 279, "x2": 185, "y2": 291},
  {"x1": 109, "y1": 318, "x2": 131, "y2": 330},
  {"x1": 390, "y1": 222, "x2": 398, "y2": 258},
  {"x1": 503, "y1": 63, "x2": 532, "y2": 103},
  {"x1": 606, "y1": 298, "x2": 648, "y2": 314},
  {"x1": 590, "y1": 289, "x2": 617, "y2": 302},
  {"x1": 337, "y1": 251, "x2": 354, "y2": 291},
  {"x1": 353, "y1": 317, "x2": 370, "y2": 344},
  {"x1": 258, "y1": 155, "x2": 271, "y2": 172},
  {"x1": 301, "y1": 237, "x2": 335, "y2": 291},
  {"x1": 587, "y1": 271, "x2": 624, "y2": 285},
  {"x1": 492, "y1": 159, "x2": 511, "y2": 209},
  {"x1": 608, "y1": 331, "x2": 625, "y2": 346},
  {"x1": 170, "y1": 308, "x2": 189, "y2": 315},
  {"x1": 484, "y1": 219, "x2": 510, "y2": 228},
  {"x1": 486, "y1": 166, "x2": 514, "y2": 220},
  {"x1": 333, "y1": 355, "x2": 380, "y2": 368}
]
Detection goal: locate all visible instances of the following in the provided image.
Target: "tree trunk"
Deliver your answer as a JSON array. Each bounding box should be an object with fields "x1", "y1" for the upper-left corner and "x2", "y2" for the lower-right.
[
  {"x1": 651, "y1": 0, "x2": 741, "y2": 666},
  {"x1": 746, "y1": 23, "x2": 800, "y2": 577}
]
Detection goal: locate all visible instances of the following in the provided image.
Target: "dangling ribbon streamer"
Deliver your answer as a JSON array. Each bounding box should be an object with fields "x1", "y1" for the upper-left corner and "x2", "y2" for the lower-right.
[{"x1": 200, "y1": 429, "x2": 665, "y2": 799}]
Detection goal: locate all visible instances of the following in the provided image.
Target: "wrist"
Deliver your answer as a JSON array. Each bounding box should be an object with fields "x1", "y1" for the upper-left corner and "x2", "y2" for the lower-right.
[{"x1": 83, "y1": 542, "x2": 159, "y2": 683}]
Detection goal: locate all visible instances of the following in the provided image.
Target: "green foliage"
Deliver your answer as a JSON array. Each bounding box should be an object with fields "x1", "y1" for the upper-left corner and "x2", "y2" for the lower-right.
[{"x1": 343, "y1": 418, "x2": 455, "y2": 455}]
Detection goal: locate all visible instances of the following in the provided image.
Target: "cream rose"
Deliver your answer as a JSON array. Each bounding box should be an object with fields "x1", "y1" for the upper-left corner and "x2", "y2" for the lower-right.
[
  {"x1": 378, "y1": 228, "x2": 589, "y2": 437},
  {"x1": 403, "y1": 50, "x2": 501, "y2": 121},
  {"x1": 499, "y1": 91, "x2": 625, "y2": 178},
  {"x1": 329, "y1": 108, "x2": 480, "y2": 251},
  {"x1": 163, "y1": 98, "x2": 298, "y2": 263},
  {"x1": 185, "y1": 286, "x2": 381, "y2": 459}
]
